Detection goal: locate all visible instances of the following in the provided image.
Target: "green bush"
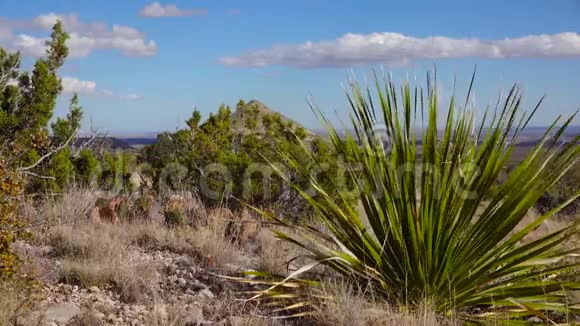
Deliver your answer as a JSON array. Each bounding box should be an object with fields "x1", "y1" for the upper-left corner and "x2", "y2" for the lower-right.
[
  {"x1": 142, "y1": 101, "x2": 353, "y2": 218},
  {"x1": 164, "y1": 209, "x2": 185, "y2": 227},
  {"x1": 1, "y1": 21, "x2": 69, "y2": 277},
  {"x1": 259, "y1": 74, "x2": 580, "y2": 322}
]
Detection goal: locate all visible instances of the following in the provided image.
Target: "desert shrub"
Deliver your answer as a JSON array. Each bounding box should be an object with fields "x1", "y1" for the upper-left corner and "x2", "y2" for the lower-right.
[
  {"x1": 74, "y1": 149, "x2": 101, "y2": 187},
  {"x1": 259, "y1": 74, "x2": 580, "y2": 322},
  {"x1": 0, "y1": 159, "x2": 27, "y2": 277},
  {"x1": 100, "y1": 152, "x2": 137, "y2": 193},
  {"x1": 142, "y1": 101, "x2": 354, "y2": 219},
  {"x1": 133, "y1": 194, "x2": 154, "y2": 220},
  {"x1": 164, "y1": 209, "x2": 186, "y2": 227},
  {"x1": 94, "y1": 197, "x2": 109, "y2": 208}
]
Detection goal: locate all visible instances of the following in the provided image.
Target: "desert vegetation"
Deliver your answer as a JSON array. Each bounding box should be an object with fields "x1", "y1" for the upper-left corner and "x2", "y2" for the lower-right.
[{"x1": 0, "y1": 22, "x2": 578, "y2": 325}]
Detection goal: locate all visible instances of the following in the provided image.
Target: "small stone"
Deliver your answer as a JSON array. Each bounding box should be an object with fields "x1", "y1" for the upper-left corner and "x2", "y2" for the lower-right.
[
  {"x1": 44, "y1": 303, "x2": 81, "y2": 324},
  {"x1": 195, "y1": 288, "x2": 214, "y2": 300},
  {"x1": 527, "y1": 317, "x2": 543, "y2": 323},
  {"x1": 89, "y1": 286, "x2": 100, "y2": 293},
  {"x1": 176, "y1": 277, "x2": 187, "y2": 287}
]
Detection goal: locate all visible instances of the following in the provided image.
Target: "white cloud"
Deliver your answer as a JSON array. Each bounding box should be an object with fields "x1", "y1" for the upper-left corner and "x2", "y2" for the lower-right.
[
  {"x1": 0, "y1": 13, "x2": 157, "y2": 58},
  {"x1": 62, "y1": 77, "x2": 97, "y2": 95},
  {"x1": 139, "y1": 2, "x2": 207, "y2": 17},
  {"x1": 220, "y1": 32, "x2": 580, "y2": 68},
  {"x1": 61, "y1": 78, "x2": 141, "y2": 101}
]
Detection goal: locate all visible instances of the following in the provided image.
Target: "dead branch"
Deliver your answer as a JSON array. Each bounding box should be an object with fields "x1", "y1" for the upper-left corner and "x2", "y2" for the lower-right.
[
  {"x1": 18, "y1": 127, "x2": 79, "y2": 173},
  {"x1": 20, "y1": 170, "x2": 56, "y2": 180},
  {"x1": 0, "y1": 56, "x2": 20, "y2": 86},
  {"x1": 71, "y1": 122, "x2": 108, "y2": 157}
]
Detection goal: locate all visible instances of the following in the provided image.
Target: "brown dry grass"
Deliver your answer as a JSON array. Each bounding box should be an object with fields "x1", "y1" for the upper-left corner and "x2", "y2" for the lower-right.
[
  {"x1": 38, "y1": 189, "x2": 251, "y2": 308},
  {"x1": 0, "y1": 278, "x2": 42, "y2": 326},
  {"x1": 254, "y1": 228, "x2": 306, "y2": 276},
  {"x1": 49, "y1": 224, "x2": 158, "y2": 303},
  {"x1": 126, "y1": 213, "x2": 244, "y2": 269},
  {"x1": 314, "y1": 281, "x2": 456, "y2": 326}
]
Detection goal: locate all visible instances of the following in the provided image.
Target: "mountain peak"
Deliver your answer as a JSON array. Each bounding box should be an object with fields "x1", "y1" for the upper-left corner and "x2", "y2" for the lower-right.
[{"x1": 231, "y1": 99, "x2": 305, "y2": 134}]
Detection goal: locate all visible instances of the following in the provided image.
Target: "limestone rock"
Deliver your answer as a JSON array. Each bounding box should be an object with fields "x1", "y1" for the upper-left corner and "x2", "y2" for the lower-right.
[{"x1": 44, "y1": 302, "x2": 80, "y2": 324}]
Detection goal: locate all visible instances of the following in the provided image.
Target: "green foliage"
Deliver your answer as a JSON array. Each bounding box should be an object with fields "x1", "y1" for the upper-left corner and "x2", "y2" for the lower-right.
[
  {"x1": 45, "y1": 148, "x2": 75, "y2": 190},
  {"x1": 51, "y1": 94, "x2": 83, "y2": 145},
  {"x1": 1, "y1": 22, "x2": 69, "y2": 162},
  {"x1": 0, "y1": 21, "x2": 87, "y2": 196},
  {"x1": 1, "y1": 21, "x2": 72, "y2": 284},
  {"x1": 133, "y1": 194, "x2": 154, "y2": 220},
  {"x1": 74, "y1": 149, "x2": 101, "y2": 187},
  {"x1": 142, "y1": 101, "x2": 351, "y2": 216},
  {"x1": 164, "y1": 209, "x2": 185, "y2": 227},
  {"x1": 259, "y1": 74, "x2": 580, "y2": 321},
  {"x1": 101, "y1": 152, "x2": 136, "y2": 193}
]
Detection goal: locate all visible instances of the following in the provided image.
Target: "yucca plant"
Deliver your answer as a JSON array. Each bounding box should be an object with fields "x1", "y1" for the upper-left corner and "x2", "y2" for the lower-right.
[{"x1": 257, "y1": 72, "x2": 580, "y2": 322}]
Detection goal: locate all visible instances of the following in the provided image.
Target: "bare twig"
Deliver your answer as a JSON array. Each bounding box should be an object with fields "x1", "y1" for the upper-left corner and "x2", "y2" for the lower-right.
[
  {"x1": 0, "y1": 55, "x2": 20, "y2": 86},
  {"x1": 71, "y1": 124, "x2": 108, "y2": 157},
  {"x1": 18, "y1": 127, "x2": 79, "y2": 173},
  {"x1": 20, "y1": 170, "x2": 56, "y2": 180}
]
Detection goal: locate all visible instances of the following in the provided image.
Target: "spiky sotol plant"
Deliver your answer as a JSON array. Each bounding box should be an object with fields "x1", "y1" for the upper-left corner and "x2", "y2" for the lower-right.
[{"x1": 260, "y1": 72, "x2": 580, "y2": 322}]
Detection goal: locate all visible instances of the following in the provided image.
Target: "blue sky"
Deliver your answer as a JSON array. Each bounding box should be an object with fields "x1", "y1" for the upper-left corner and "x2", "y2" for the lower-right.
[{"x1": 1, "y1": 0, "x2": 579, "y2": 134}]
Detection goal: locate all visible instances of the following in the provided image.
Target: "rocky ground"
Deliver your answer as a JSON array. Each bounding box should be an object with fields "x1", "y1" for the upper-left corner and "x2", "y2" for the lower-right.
[
  {"x1": 10, "y1": 191, "x2": 577, "y2": 326},
  {"x1": 18, "y1": 240, "x2": 272, "y2": 326},
  {"x1": 8, "y1": 193, "x2": 288, "y2": 326}
]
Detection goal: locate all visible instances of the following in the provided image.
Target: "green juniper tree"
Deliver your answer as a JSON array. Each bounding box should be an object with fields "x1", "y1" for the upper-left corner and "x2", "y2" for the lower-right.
[
  {"x1": 1, "y1": 21, "x2": 72, "y2": 281},
  {"x1": 142, "y1": 101, "x2": 353, "y2": 217}
]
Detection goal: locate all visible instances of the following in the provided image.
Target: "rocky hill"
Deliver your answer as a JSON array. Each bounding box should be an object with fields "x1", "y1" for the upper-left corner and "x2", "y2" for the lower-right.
[{"x1": 231, "y1": 99, "x2": 313, "y2": 137}]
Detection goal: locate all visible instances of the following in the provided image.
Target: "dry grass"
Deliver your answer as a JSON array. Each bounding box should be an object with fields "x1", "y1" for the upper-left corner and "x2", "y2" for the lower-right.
[
  {"x1": 49, "y1": 223, "x2": 158, "y2": 303},
  {"x1": 314, "y1": 281, "x2": 456, "y2": 326},
  {"x1": 71, "y1": 306, "x2": 103, "y2": 326},
  {"x1": 126, "y1": 217, "x2": 243, "y2": 268},
  {"x1": 0, "y1": 278, "x2": 42, "y2": 326},
  {"x1": 254, "y1": 228, "x2": 304, "y2": 276},
  {"x1": 44, "y1": 204, "x2": 247, "y2": 305},
  {"x1": 192, "y1": 223, "x2": 243, "y2": 268},
  {"x1": 43, "y1": 186, "x2": 99, "y2": 225},
  {"x1": 144, "y1": 305, "x2": 190, "y2": 326},
  {"x1": 127, "y1": 223, "x2": 200, "y2": 256}
]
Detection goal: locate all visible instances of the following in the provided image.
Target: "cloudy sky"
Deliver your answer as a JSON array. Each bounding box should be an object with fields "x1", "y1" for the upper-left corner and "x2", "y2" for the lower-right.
[{"x1": 1, "y1": 0, "x2": 579, "y2": 133}]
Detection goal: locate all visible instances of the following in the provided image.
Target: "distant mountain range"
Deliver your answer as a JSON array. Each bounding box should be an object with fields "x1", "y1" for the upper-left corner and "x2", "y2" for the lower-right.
[
  {"x1": 73, "y1": 137, "x2": 135, "y2": 150},
  {"x1": 76, "y1": 101, "x2": 580, "y2": 150}
]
